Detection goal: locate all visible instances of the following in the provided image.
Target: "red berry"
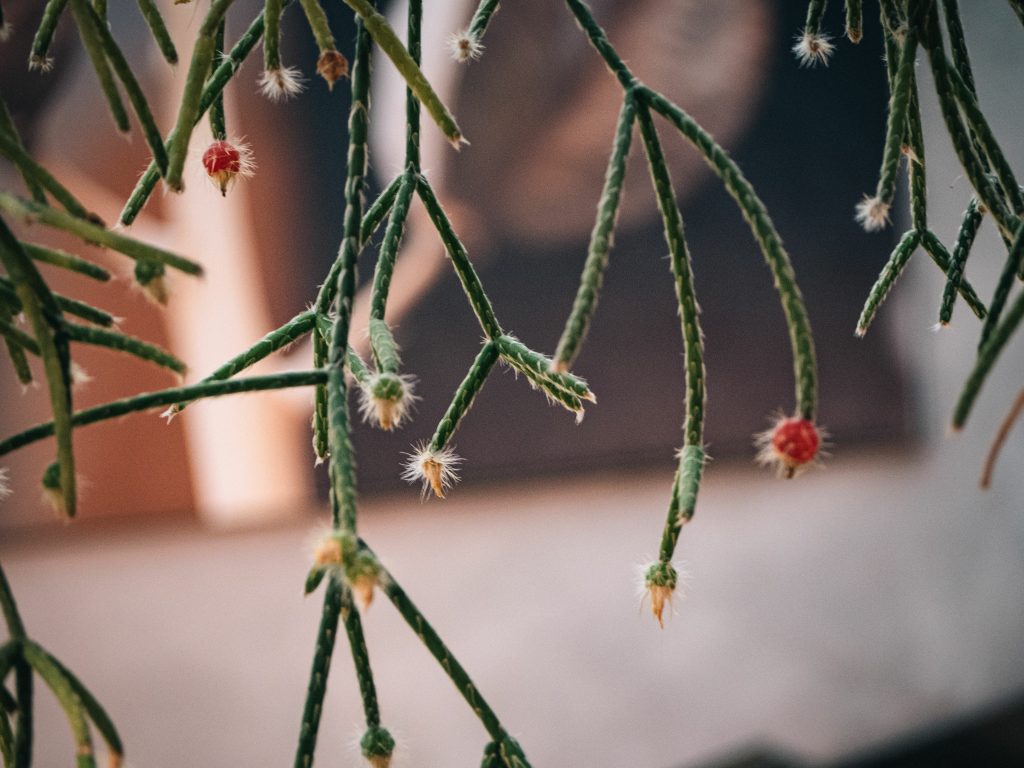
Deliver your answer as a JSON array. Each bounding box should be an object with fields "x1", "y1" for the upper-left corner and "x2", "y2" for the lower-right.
[
  {"x1": 201, "y1": 140, "x2": 253, "y2": 195},
  {"x1": 756, "y1": 415, "x2": 822, "y2": 477},
  {"x1": 772, "y1": 417, "x2": 819, "y2": 464},
  {"x1": 202, "y1": 140, "x2": 241, "y2": 175}
]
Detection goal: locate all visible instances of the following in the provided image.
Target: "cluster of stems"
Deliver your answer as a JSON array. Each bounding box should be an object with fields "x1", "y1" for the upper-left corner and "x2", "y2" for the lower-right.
[
  {"x1": 806, "y1": 0, "x2": 1024, "y2": 482},
  {"x1": 0, "y1": 0, "x2": 827, "y2": 764}
]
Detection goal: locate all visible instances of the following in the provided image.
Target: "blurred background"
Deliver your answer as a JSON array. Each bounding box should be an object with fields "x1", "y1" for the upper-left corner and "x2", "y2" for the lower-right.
[{"x1": 1, "y1": 0, "x2": 1023, "y2": 766}]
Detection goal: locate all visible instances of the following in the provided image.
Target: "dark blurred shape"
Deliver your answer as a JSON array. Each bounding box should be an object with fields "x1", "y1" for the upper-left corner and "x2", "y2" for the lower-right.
[{"x1": 830, "y1": 694, "x2": 1024, "y2": 768}]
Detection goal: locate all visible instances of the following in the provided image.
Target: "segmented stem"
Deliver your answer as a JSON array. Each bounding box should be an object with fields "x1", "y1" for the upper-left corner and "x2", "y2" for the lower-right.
[
  {"x1": 857, "y1": 230, "x2": 920, "y2": 336},
  {"x1": 953, "y1": 288, "x2": 1024, "y2": 430},
  {"x1": 339, "y1": 586, "x2": 381, "y2": 727},
  {"x1": 940, "y1": 198, "x2": 983, "y2": 325},
  {"x1": 136, "y1": 0, "x2": 178, "y2": 64},
  {"x1": 468, "y1": 0, "x2": 501, "y2": 41},
  {"x1": 298, "y1": 0, "x2": 335, "y2": 54},
  {"x1": 71, "y1": 0, "x2": 170, "y2": 176},
  {"x1": 172, "y1": 310, "x2": 317, "y2": 414},
  {"x1": 21, "y1": 243, "x2": 110, "y2": 282},
  {"x1": 979, "y1": 223, "x2": 1024, "y2": 346},
  {"x1": 368, "y1": 544, "x2": 523, "y2": 756},
  {"x1": 804, "y1": 0, "x2": 828, "y2": 34},
  {"x1": 0, "y1": 371, "x2": 327, "y2": 457},
  {"x1": 428, "y1": 340, "x2": 499, "y2": 451},
  {"x1": 21, "y1": 641, "x2": 95, "y2": 768},
  {"x1": 416, "y1": 176, "x2": 502, "y2": 338},
  {"x1": 0, "y1": 126, "x2": 100, "y2": 222},
  {"x1": 369, "y1": 167, "x2": 416, "y2": 322},
  {"x1": 293, "y1": 577, "x2": 343, "y2": 768},
  {"x1": 406, "y1": 0, "x2": 421, "y2": 166},
  {"x1": 919, "y1": 230, "x2": 987, "y2": 319},
  {"x1": 65, "y1": 322, "x2": 185, "y2": 375},
  {"x1": 637, "y1": 103, "x2": 704, "y2": 448},
  {"x1": 0, "y1": 193, "x2": 202, "y2": 275},
  {"x1": 874, "y1": 27, "x2": 918, "y2": 209},
  {"x1": 0, "y1": 100, "x2": 46, "y2": 204},
  {"x1": 29, "y1": 0, "x2": 69, "y2": 69},
  {"x1": 554, "y1": 93, "x2": 636, "y2": 369},
  {"x1": 264, "y1": 0, "x2": 283, "y2": 71},
  {"x1": 641, "y1": 87, "x2": 817, "y2": 420},
  {"x1": 0, "y1": 219, "x2": 75, "y2": 516},
  {"x1": 342, "y1": 0, "x2": 463, "y2": 146},
  {"x1": 918, "y1": 9, "x2": 1016, "y2": 237},
  {"x1": 324, "y1": 9, "x2": 372, "y2": 531},
  {"x1": 210, "y1": 19, "x2": 227, "y2": 141}
]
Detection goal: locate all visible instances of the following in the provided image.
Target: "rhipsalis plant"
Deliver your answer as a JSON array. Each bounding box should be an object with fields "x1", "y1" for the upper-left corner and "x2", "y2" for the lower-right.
[
  {"x1": 795, "y1": 0, "x2": 1024, "y2": 483},
  {"x1": 2, "y1": 0, "x2": 1016, "y2": 764}
]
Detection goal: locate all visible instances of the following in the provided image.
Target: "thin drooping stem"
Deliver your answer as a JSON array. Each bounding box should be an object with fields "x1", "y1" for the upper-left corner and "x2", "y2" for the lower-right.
[
  {"x1": 406, "y1": 0, "x2": 422, "y2": 166},
  {"x1": 0, "y1": 100, "x2": 46, "y2": 203},
  {"x1": 637, "y1": 103, "x2": 706, "y2": 560},
  {"x1": 342, "y1": 0, "x2": 463, "y2": 146},
  {"x1": 71, "y1": 0, "x2": 170, "y2": 177},
  {"x1": 641, "y1": 87, "x2": 817, "y2": 420},
  {"x1": 467, "y1": 0, "x2": 501, "y2": 42},
  {"x1": 0, "y1": 219, "x2": 75, "y2": 516},
  {"x1": 171, "y1": 310, "x2": 317, "y2": 415},
  {"x1": 339, "y1": 586, "x2": 381, "y2": 727},
  {"x1": 918, "y1": 230, "x2": 987, "y2": 319},
  {"x1": 0, "y1": 371, "x2": 328, "y2": 457},
  {"x1": 136, "y1": 0, "x2": 178, "y2": 64},
  {"x1": 564, "y1": 1, "x2": 814, "y2": 419},
  {"x1": 210, "y1": 19, "x2": 228, "y2": 141},
  {"x1": 368, "y1": 169, "x2": 416, "y2": 371},
  {"x1": 366, "y1": 543, "x2": 525, "y2": 759},
  {"x1": 873, "y1": 27, "x2": 919, "y2": 211},
  {"x1": 554, "y1": 93, "x2": 636, "y2": 370},
  {"x1": 264, "y1": 0, "x2": 284, "y2": 72},
  {"x1": 293, "y1": 577, "x2": 344, "y2": 768},
  {"x1": 21, "y1": 641, "x2": 96, "y2": 768},
  {"x1": 416, "y1": 177, "x2": 502, "y2": 339},
  {"x1": 857, "y1": 230, "x2": 921, "y2": 336},
  {"x1": 65, "y1": 322, "x2": 186, "y2": 375},
  {"x1": 29, "y1": 0, "x2": 70, "y2": 70},
  {"x1": 980, "y1": 388, "x2": 1024, "y2": 488},
  {"x1": 21, "y1": 243, "x2": 110, "y2": 282},
  {"x1": 0, "y1": 193, "x2": 202, "y2": 275},
  {"x1": 322, "y1": 9, "x2": 373, "y2": 531},
  {"x1": 33, "y1": 647, "x2": 122, "y2": 765},
  {"x1": 0, "y1": 564, "x2": 31, "y2": 768},
  {"x1": 918, "y1": 8, "x2": 1017, "y2": 237},
  {"x1": 564, "y1": 0, "x2": 636, "y2": 90},
  {"x1": 979, "y1": 223, "x2": 1024, "y2": 347},
  {"x1": 0, "y1": 132, "x2": 100, "y2": 223},
  {"x1": 940, "y1": 199, "x2": 983, "y2": 326},
  {"x1": 427, "y1": 341, "x2": 499, "y2": 452},
  {"x1": 952, "y1": 288, "x2": 1024, "y2": 430}
]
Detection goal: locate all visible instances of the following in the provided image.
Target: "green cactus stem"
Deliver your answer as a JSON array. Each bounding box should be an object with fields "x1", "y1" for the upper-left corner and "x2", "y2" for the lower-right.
[
  {"x1": 342, "y1": 0, "x2": 463, "y2": 147},
  {"x1": 0, "y1": 371, "x2": 328, "y2": 458},
  {"x1": 293, "y1": 577, "x2": 343, "y2": 768},
  {"x1": 136, "y1": 0, "x2": 178, "y2": 64},
  {"x1": 0, "y1": 193, "x2": 202, "y2": 276},
  {"x1": 554, "y1": 93, "x2": 636, "y2": 370},
  {"x1": 21, "y1": 243, "x2": 110, "y2": 282}
]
